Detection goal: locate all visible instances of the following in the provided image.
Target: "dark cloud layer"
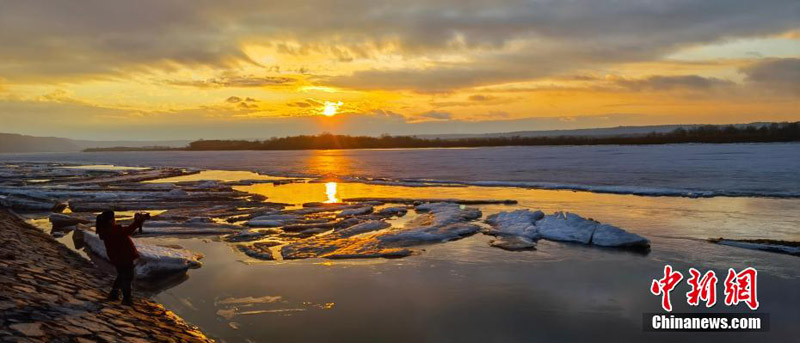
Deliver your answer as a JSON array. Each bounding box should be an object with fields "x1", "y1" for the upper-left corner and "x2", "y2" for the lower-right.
[
  {"x1": 614, "y1": 75, "x2": 735, "y2": 91},
  {"x1": 742, "y1": 58, "x2": 800, "y2": 94},
  {"x1": 1, "y1": 0, "x2": 798, "y2": 87},
  {"x1": 419, "y1": 111, "x2": 453, "y2": 120}
]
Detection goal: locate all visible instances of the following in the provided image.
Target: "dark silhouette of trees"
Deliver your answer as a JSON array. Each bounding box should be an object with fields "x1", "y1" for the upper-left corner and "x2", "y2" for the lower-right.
[{"x1": 85, "y1": 122, "x2": 800, "y2": 152}]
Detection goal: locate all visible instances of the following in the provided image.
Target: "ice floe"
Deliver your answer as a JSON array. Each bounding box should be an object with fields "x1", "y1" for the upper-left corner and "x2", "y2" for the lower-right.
[
  {"x1": 378, "y1": 203, "x2": 482, "y2": 245},
  {"x1": 247, "y1": 214, "x2": 302, "y2": 227},
  {"x1": 335, "y1": 220, "x2": 391, "y2": 237},
  {"x1": 489, "y1": 236, "x2": 537, "y2": 251},
  {"x1": 485, "y1": 209, "x2": 544, "y2": 239},
  {"x1": 536, "y1": 212, "x2": 597, "y2": 244},
  {"x1": 376, "y1": 207, "x2": 408, "y2": 217},
  {"x1": 337, "y1": 206, "x2": 373, "y2": 217},
  {"x1": 49, "y1": 213, "x2": 90, "y2": 230},
  {"x1": 77, "y1": 229, "x2": 203, "y2": 278},
  {"x1": 537, "y1": 212, "x2": 649, "y2": 249},
  {"x1": 709, "y1": 238, "x2": 800, "y2": 256},
  {"x1": 483, "y1": 210, "x2": 649, "y2": 250},
  {"x1": 343, "y1": 197, "x2": 517, "y2": 205}
]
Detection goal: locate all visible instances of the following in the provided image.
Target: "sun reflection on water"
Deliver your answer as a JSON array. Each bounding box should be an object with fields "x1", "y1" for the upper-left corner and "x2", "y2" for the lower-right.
[{"x1": 325, "y1": 182, "x2": 339, "y2": 203}]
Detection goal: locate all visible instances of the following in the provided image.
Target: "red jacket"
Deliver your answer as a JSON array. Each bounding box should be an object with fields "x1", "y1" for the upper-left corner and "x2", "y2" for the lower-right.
[{"x1": 98, "y1": 223, "x2": 140, "y2": 267}]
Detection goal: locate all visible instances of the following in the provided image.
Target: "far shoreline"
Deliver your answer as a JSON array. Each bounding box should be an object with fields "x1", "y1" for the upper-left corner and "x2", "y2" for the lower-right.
[
  {"x1": 81, "y1": 140, "x2": 800, "y2": 153},
  {"x1": 82, "y1": 122, "x2": 800, "y2": 152}
]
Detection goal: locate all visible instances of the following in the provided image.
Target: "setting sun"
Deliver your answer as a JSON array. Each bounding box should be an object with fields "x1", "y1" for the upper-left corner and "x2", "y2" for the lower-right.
[{"x1": 322, "y1": 101, "x2": 343, "y2": 117}]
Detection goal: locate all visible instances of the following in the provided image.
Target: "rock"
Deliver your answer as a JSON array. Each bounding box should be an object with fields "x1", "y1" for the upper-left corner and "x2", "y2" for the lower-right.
[{"x1": 9, "y1": 322, "x2": 45, "y2": 337}]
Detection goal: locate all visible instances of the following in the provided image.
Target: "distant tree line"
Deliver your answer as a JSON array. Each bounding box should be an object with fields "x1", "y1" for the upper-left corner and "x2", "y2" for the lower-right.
[{"x1": 84, "y1": 122, "x2": 800, "y2": 152}]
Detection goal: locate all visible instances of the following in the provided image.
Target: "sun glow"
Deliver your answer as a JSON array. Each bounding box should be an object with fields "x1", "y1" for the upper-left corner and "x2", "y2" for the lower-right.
[{"x1": 322, "y1": 101, "x2": 343, "y2": 116}]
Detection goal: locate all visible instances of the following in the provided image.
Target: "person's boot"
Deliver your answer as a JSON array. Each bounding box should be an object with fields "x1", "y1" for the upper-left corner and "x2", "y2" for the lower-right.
[
  {"x1": 108, "y1": 289, "x2": 119, "y2": 301},
  {"x1": 121, "y1": 288, "x2": 133, "y2": 306}
]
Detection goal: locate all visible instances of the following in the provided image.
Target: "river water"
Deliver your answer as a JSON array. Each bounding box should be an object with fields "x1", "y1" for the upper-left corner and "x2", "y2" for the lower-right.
[{"x1": 6, "y1": 144, "x2": 799, "y2": 342}]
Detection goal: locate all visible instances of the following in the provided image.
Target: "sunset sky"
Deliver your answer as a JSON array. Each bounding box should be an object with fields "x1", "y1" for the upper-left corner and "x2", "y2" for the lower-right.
[{"x1": 1, "y1": 0, "x2": 798, "y2": 140}]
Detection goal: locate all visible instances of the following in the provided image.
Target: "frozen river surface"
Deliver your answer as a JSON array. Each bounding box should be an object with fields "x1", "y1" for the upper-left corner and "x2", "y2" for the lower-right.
[{"x1": 3, "y1": 143, "x2": 800, "y2": 197}]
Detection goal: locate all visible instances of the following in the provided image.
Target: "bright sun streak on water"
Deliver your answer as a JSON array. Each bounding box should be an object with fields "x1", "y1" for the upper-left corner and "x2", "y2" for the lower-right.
[
  {"x1": 322, "y1": 101, "x2": 343, "y2": 116},
  {"x1": 325, "y1": 182, "x2": 339, "y2": 203}
]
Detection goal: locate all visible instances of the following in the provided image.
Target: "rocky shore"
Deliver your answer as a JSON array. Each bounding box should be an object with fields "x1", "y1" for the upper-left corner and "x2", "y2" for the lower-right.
[{"x1": 0, "y1": 209, "x2": 213, "y2": 343}]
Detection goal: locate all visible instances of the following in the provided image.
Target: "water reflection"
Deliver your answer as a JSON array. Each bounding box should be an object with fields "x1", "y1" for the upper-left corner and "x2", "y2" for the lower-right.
[
  {"x1": 306, "y1": 150, "x2": 354, "y2": 178},
  {"x1": 325, "y1": 182, "x2": 339, "y2": 203}
]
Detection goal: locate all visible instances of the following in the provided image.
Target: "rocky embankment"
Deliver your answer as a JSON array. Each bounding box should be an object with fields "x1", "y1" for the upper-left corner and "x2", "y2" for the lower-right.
[{"x1": 0, "y1": 209, "x2": 213, "y2": 343}]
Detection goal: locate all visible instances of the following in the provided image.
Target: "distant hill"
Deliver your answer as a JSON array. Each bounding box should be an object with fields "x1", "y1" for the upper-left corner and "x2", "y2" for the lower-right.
[
  {"x1": 72, "y1": 139, "x2": 190, "y2": 150},
  {"x1": 0, "y1": 133, "x2": 189, "y2": 153},
  {"x1": 0, "y1": 133, "x2": 81, "y2": 153}
]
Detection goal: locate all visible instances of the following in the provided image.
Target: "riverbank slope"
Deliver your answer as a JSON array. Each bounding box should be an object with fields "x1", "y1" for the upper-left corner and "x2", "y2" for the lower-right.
[{"x1": 0, "y1": 208, "x2": 213, "y2": 342}]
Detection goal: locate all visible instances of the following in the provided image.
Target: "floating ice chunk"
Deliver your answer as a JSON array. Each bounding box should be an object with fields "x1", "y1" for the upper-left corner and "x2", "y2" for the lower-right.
[
  {"x1": 591, "y1": 223, "x2": 649, "y2": 248},
  {"x1": 78, "y1": 229, "x2": 203, "y2": 278},
  {"x1": 141, "y1": 218, "x2": 241, "y2": 235},
  {"x1": 485, "y1": 210, "x2": 543, "y2": 239},
  {"x1": 250, "y1": 214, "x2": 301, "y2": 221},
  {"x1": 49, "y1": 213, "x2": 90, "y2": 230},
  {"x1": 167, "y1": 188, "x2": 189, "y2": 197},
  {"x1": 376, "y1": 207, "x2": 408, "y2": 217},
  {"x1": 337, "y1": 206, "x2": 373, "y2": 217},
  {"x1": 0, "y1": 194, "x2": 56, "y2": 211},
  {"x1": 191, "y1": 180, "x2": 221, "y2": 189},
  {"x1": 537, "y1": 212, "x2": 649, "y2": 249},
  {"x1": 247, "y1": 214, "x2": 301, "y2": 227},
  {"x1": 238, "y1": 245, "x2": 275, "y2": 260},
  {"x1": 325, "y1": 248, "x2": 412, "y2": 259},
  {"x1": 536, "y1": 212, "x2": 596, "y2": 244},
  {"x1": 380, "y1": 223, "x2": 480, "y2": 245},
  {"x1": 224, "y1": 229, "x2": 280, "y2": 242},
  {"x1": 710, "y1": 238, "x2": 800, "y2": 256},
  {"x1": 377, "y1": 203, "x2": 482, "y2": 245},
  {"x1": 343, "y1": 197, "x2": 517, "y2": 205},
  {"x1": 489, "y1": 236, "x2": 537, "y2": 251},
  {"x1": 246, "y1": 220, "x2": 284, "y2": 227},
  {"x1": 138, "y1": 226, "x2": 238, "y2": 235},
  {"x1": 336, "y1": 220, "x2": 391, "y2": 237},
  {"x1": 414, "y1": 202, "x2": 482, "y2": 226}
]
